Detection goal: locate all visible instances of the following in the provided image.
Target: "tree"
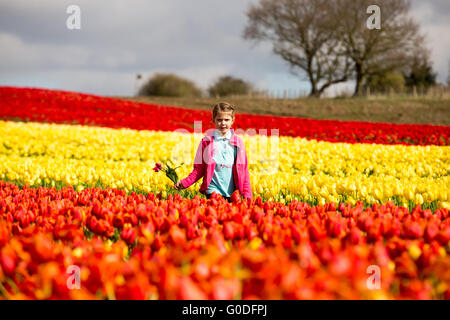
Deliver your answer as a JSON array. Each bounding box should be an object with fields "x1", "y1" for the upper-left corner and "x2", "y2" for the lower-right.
[
  {"x1": 243, "y1": 0, "x2": 351, "y2": 98},
  {"x1": 403, "y1": 47, "x2": 436, "y2": 91},
  {"x1": 334, "y1": 0, "x2": 423, "y2": 96},
  {"x1": 208, "y1": 76, "x2": 253, "y2": 97},
  {"x1": 138, "y1": 73, "x2": 202, "y2": 97}
]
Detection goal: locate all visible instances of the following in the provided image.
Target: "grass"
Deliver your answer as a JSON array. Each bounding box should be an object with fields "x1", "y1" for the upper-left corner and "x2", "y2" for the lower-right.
[{"x1": 114, "y1": 95, "x2": 450, "y2": 126}]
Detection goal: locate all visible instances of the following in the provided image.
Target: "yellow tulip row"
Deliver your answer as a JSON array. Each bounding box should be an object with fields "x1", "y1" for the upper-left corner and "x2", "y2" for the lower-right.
[{"x1": 0, "y1": 120, "x2": 449, "y2": 208}]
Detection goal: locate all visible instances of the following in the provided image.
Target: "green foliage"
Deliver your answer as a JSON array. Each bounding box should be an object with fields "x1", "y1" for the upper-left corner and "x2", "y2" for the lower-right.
[
  {"x1": 403, "y1": 61, "x2": 437, "y2": 91},
  {"x1": 138, "y1": 73, "x2": 202, "y2": 98},
  {"x1": 208, "y1": 75, "x2": 253, "y2": 97},
  {"x1": 365, "y1": 72, "x2": 406, "y2": 93}
]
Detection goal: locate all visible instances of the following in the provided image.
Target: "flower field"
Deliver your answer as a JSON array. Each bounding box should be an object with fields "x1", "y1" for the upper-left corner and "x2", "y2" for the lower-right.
[
  {"x1": 0, "y1": 86, "x2": 449, "y2": 300},
  {"x1": 1, "y1": 87, "x2": 448, "y2": 145},
  {"x1": 0, "y1": 120, "x2": 448, "y2": 209}
]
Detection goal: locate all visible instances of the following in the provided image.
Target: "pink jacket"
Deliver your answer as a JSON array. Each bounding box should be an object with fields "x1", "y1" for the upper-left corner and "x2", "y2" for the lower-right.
[{"x1": 180, "y1": 128, "x2": 252, "y2": 199}]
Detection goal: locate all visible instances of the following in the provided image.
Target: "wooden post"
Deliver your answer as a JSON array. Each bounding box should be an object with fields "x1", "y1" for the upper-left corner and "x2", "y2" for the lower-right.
[{"x1": 134, "y1": 73, "x2": 142, "y2": 96}]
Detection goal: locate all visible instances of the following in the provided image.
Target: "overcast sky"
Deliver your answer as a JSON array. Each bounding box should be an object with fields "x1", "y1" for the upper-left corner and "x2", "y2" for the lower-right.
[{"x1": 0, "y1": 0, "x2": 449, "y2": 97}]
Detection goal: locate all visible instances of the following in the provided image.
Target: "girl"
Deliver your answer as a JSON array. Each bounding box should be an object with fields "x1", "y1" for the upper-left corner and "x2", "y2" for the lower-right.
[{"x1": 174, "y1": 102, "x2": 252, "y2": 201}]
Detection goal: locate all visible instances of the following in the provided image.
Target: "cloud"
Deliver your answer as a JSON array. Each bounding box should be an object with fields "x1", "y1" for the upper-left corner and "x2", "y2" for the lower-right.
[
  {"x1": 410, "y1": 0, "x2": 450, "y2": 83},
  {"x1": 0, "y1": 0, "x2": 289, "y2": 94},
  {"x1": 0, "y1": 68, "x2": 136, "y2": 96},
  {"x1": 0, "y1": 32, "x2": 90, "y2": 72},
  {"x1": 411, "y1": 0, "x2": 450, "y2": 24}
]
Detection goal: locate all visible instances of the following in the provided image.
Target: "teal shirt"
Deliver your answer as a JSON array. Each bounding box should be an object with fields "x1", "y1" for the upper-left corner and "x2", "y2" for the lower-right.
[{"x1": 206, "y1": 129, "x2": 237, "y2": 197}]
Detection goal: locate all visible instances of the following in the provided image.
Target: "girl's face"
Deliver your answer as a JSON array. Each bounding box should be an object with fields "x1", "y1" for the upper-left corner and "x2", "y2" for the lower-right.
[{"x1": 213, "y1": 111, "x2": 234, "y2": 135}]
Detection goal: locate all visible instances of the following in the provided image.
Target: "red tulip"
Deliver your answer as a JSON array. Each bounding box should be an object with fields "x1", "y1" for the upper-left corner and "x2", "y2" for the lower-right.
[
  {"x1": 152, "y1": 163, "x2": 161, "y2": 172},
  {"x1": 230, "y1": 190, "x2": 241, "y2": 204},
  {"x1": 169, "y1": 225, "x2": 186, "y2": 246},
  {"x1": 403, "y1": 221, "x2": 424, "y2": 239},
  {"x1": 346, "y1": 227, "x2": 364, "y2": 245},
  {"x1": 308, "y1": 221, "x2": 326, "y2": 241},
  {"x1": 0, "y1": 225, "x2": 9, "y2": 247},
  {"x1": 424, "y1": 222, "x2": 439, "y2": 242},
  {"x1": 178, "y1": 276, "x2": 208, "y2": 300},
  {"x1": 435, "y1": 225, "x2": 450, "y2": 245},
  {"x1": 327, "y1": 216, "x2": 346, "y2": 238},
  {"x1": 136, "y1": 204, "x2": 150, "y2": 223},
  {"x1": 329, "y1": 254, "x2": 351, "y2": 276},
  {"x1": 223, "y1": 222, "x2": 235, "y2": 240},
  {"x1": 394, "y1": 252, "x2": 418, "y2": 278},
  {"x1": 31, "y1": 234, "x2": 55, "y2": 262},
  {"x1": 192, "y1": 261, "x2": 210, "y2": 280},
  {"x1": 251, "y1": 207, "x2": 264, "y2": 224},
  {"x1": 0, "y1": 247, "x2": 16, "y2": 276},
  {"x1": 241, "y1": 249, "x2": 265, "y2": 272},
  {"x1": 151, "y1": 234, "x2": 163, "y2": 251},
  {"x1": 121, "y1": 226, "x2": 136, "y2": 246},
  {"x1": 367, "y1": 223, "x2": 382, "y2": 243},
  {"x1": 290, "y1": 224, "x2": 304, "y2": 244}
]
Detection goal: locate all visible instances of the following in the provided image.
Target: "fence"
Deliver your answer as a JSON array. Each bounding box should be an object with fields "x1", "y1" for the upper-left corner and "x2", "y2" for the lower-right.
[
  {"x1": 333, "y1": 86, "x2": 450, "y2": 100},
  {"x1": 225, "y1": 89, "x2": 310, "y2": 100},
  {"x1": 222, "y1": 86, "x2": 450, "y2": 100}
]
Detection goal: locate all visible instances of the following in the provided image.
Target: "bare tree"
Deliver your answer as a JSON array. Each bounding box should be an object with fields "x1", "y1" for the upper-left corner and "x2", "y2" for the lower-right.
[
  {"x1": 243, "y1": 0, "x2": 351, "y2": 98},
  {"x1": 334, "y1": 0, "x2": 422, "y2": 96}
]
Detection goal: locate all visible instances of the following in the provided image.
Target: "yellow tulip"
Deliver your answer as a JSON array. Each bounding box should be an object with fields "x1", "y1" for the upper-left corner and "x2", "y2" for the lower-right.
[
  {"x1": 404, "y1": 189, "x2": 414, "y2": 201},
  {"x1": 415, "y1": 194, "x2": 424, "y2": 205}
]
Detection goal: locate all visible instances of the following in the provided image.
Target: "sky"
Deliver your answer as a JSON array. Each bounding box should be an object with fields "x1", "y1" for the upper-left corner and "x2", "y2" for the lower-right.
[{"x1": 0, "y1": 0, "x2": 449, "y2": 97}]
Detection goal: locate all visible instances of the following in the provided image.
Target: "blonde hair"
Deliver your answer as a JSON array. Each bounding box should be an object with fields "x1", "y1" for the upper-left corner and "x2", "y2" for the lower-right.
[{"x1": 212, "y1": 102, "x2": 235, "y2": 120}]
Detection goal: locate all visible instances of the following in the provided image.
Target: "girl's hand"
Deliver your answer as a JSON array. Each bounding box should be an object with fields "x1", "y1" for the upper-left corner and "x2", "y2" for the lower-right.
[{"x1": 174, "y1": 181, "x2": 183, "y2": 190}]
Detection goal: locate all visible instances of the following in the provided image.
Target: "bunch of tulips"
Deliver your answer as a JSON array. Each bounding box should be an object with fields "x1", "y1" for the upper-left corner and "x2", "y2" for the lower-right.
[{"x1": 153, "y1": 162, "x2": 181, "y2": 184}]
